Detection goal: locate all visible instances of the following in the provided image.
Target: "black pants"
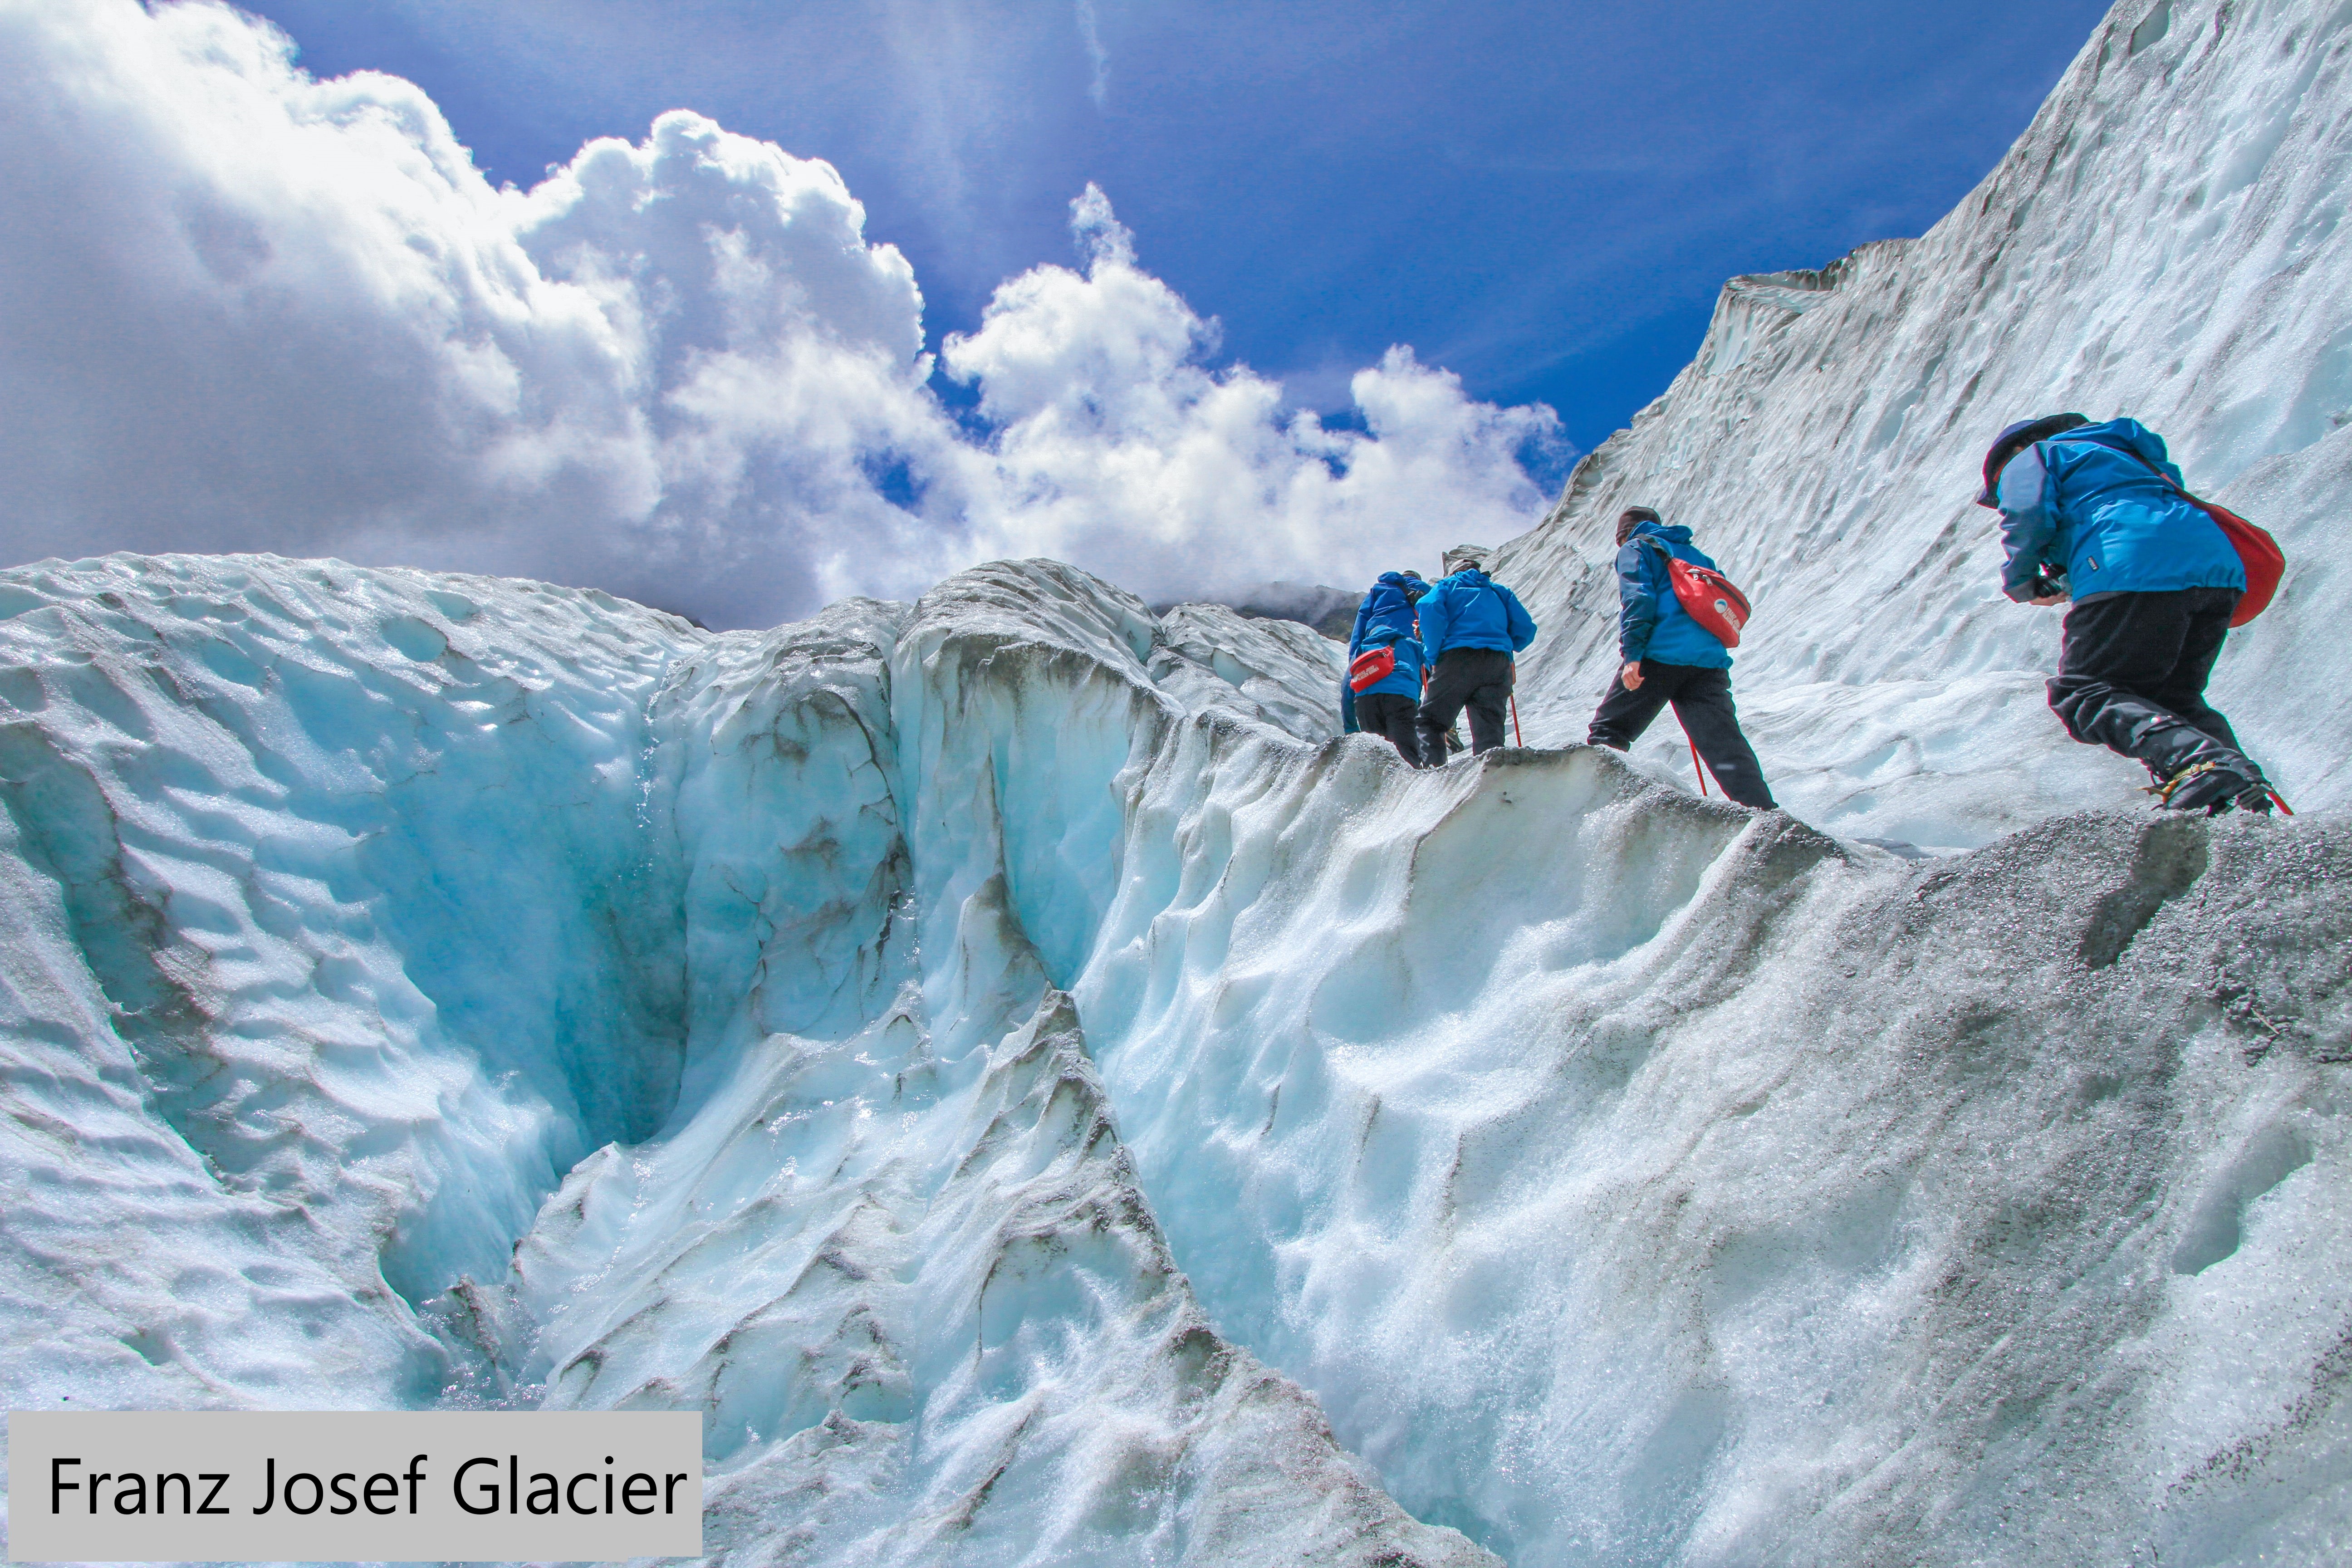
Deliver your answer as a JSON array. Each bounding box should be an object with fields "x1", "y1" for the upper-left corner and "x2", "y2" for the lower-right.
[
  {"x1": 1357, "y1": 691, "x2": 1422, "y2": 766},
  {"x1": 1419, "y1": 648, "x2": 1514, "y2": 760},
  {"x1": 2048, "y1": 588, "x2": 2246, "y2": 777},
  {"x1": 1588, "y1": 661, "x2": 1776, "y2": 809}
]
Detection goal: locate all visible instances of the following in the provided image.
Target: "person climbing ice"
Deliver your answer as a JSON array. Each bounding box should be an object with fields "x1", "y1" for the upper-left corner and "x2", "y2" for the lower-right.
[
  {"x1": 1586, "y1": 507, "x2": 1776, "y2": 809},
  {"x1": 1345, "y1": 570, "x2": 1431, "y2": 764},
  {"x1": 1415, "y1": 551, "x2": 1536, "y2": 762},
  {"x1": 1979, "y1": 412, "x2": 2282, "y2": 815}
]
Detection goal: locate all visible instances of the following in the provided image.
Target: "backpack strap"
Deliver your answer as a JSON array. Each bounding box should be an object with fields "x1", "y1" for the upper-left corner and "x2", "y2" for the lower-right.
[{"x1": 1638, "y1": 535, "x2": 1677, "y2": 581}]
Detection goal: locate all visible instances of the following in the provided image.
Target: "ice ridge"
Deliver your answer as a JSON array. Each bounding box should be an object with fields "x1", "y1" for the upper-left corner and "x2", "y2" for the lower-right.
[
  {"x1": 0, "y1": 550, "x2": 1489, "y2": 1566},
  {"x1": 1494, "y1": 0, "x2": 2352, "y2": 851},
  {"x1": 2, "y1": 547, "x2": 2348, "y2": 1568}
]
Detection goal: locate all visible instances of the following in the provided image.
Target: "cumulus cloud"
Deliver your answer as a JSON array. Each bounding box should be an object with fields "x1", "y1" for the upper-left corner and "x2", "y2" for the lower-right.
[{"x1": 0, "y1": 0, "x2": 1567, "y2": 627}]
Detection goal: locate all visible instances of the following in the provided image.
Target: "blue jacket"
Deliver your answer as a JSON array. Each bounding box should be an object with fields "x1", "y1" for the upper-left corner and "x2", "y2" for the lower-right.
[
  {"x1": 1994, "y1": 418, "x2": 2244, "y2": 603},
  {"x1": 1617, "y1": 521, "x2": 1732, "y2": 669},
  {"x1": 1417, "y1": 569, "x2": 1536, "y2": 666},
  {"x1": 1347, "y1": 572, "x2": 1429, "y2": 699}
]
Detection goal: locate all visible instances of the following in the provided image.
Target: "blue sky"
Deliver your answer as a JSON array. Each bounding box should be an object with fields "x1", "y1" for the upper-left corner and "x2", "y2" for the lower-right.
[{"x1": 227, "y1": 0, "x2": 2114, "y2": 456}]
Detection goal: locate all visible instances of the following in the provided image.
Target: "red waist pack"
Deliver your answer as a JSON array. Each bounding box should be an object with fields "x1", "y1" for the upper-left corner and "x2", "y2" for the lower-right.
[
  {"x1": 2188, "y1": 498, "x2": 2283, "y2": 627},
  {"x1": 2125, "y1": 451, "x2": 2284, "y2": 627},
  {"x1": 1348, "y1": 646, "x2": 1397, "y2": 691},
  {"x1": 1648, "y1": 540, "x2": 1752, "y2": 648}
]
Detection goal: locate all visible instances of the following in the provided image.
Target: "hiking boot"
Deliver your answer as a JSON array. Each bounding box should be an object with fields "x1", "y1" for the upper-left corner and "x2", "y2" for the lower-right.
[{"x1": 2148, "y1": 758, "x2": 2271, "y2": 815}]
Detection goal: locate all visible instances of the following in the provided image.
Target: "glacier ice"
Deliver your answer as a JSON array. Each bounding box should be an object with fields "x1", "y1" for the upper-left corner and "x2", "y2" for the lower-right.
[
  {"x1": 0, "y1": 552, "x2": 1488, "y2": 1566},
  {"x1": 0, "y1": 544, "x2": 2347, "y2": 1568},
  {"x1": 4, "y1": 1, "x2": 2352, "y2": 1564},
  {"x1": 1500, "y1": 0, "x2": 2352, "y2": 852}
]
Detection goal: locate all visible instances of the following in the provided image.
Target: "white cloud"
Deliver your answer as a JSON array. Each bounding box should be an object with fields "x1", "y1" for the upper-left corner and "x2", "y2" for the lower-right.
[
  {"x1": 0, "y1": 0, "x2": 1567, "y2": 627},
  {"x1": 944, "y1": 187, "x2": 1566, "y2": 602},
  {"x1": 1073, "y1": 0, "x2": 1110, "y2": 108}
]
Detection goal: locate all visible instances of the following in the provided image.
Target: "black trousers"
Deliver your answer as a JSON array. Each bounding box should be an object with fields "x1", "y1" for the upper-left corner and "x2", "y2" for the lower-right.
[
  {"x1": 1419, "y1": 648, "x2": 1514, "y2": 760},
  {"x1": 2048, "y1": 588, "x2": 2246, "y2": 776},
  {"x1": 1588, "y1": 661, "x2": 1776, "y2": 809},
  {"x1": 1357, "y1": 691, "x2": 1422, "y2": 766}
]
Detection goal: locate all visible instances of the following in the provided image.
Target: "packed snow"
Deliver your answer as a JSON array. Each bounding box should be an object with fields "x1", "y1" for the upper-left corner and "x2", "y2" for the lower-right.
[{"x1": 2, "y1": 2, "x2": 2350, "y2": 1566}]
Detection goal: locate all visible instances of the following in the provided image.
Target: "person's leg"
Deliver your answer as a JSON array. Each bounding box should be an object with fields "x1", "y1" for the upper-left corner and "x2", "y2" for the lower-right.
[
  {"x1": 1464, "y1": 655, "x2": 1514, "y2": 753},
  {"x1": 1358, "y1": 692, "x2": 1422, "y2": 765},
  {"x1": 1420, "y1": 651, "x2": 1508, "y2": 762},
  {"x1": 2048, "y1": 590, "x2": 2265, "y2": 805},
  {"x1": 1385, "y1": 693, "x2": 1426, "y2": 766},
  {"x1": 2147, "y1": 587, "x2": 2246, "y2": 753},
  {"x1": 1587, "y1": 661, "x2": 1674, "y2": 750},
  {"x1": 2050, "y1": 593, "x2": 2205, "y2": 756},
  {"x1": 1667, "y1": 668, "x2": 1777, "y2": 809},
  {"x1": 1417, "y1": 657, "x2": 1469, "y2": 764}
]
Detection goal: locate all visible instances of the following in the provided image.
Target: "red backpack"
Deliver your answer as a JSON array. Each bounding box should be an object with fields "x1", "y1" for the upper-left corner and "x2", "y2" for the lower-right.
[{"x1": 1646, "y1": 539, "x2": 1752, "y2": 648}]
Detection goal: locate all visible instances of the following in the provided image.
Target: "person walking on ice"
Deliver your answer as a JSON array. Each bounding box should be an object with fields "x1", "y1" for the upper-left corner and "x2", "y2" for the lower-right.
[
  {"x1": 1979, "y1": 412, "x2": 2281, "y2": 815},
  {"x1": 1416, "y1": 550, "x2": 1537, "y2": 762},
  {"x1": 1586, "y1": 507, "x2": 1777, "y2": 809},
  {"x1": 1346, "y1": 569, "x2": 1430, "y2": 765}
]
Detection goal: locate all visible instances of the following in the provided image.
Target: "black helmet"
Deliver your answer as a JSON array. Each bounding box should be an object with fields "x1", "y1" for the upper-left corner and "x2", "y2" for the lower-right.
[{"x1": 1978, "y1": 413, "x2": 2090, "y2": 507}]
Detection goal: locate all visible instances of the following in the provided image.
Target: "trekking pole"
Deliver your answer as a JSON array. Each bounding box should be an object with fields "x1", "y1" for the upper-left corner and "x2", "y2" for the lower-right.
[
  {"x1": 1690, "y1": 735, "x2": 1709, "y2": 796},
  {"x1": 1510, "y1": 694, "x2": 1524, "y2": 747}
]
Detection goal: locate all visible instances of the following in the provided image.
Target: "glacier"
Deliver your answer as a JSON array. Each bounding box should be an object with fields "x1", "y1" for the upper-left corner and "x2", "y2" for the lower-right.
[
  {"x1": 2, "y1": 0, "x2": 2351, "y2": 1565},
  {"x1": 1502, "y1": 0, "x2": 2352, "y2": 852},
  {"x1": 1, "y1": 543, "x2": 2347, "y2": 1566}
]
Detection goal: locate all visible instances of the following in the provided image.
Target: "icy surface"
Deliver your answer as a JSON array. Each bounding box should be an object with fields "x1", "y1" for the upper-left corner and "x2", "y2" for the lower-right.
[
  {"x1": 2, "y1": 547, "x2": 2347, "y2": 1568},
  {"x1": 1496, "y1": 0, "x2": 2352, "y2": 851},
  {"x1": 0, "y1": 552, "x2": 1478, "y2": 1566}
]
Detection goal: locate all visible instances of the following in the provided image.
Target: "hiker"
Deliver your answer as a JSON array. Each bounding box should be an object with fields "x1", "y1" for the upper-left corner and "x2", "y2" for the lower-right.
[
  {"x1": 1346, "y1": 570, "x2": 1430, "y2": 764},
  {"x1": 1587, "y1": 507, "x2": 1776, "y2": 809},
  {"x1": 1980, "y1": 413, "x2": 2274, "y2": 813},
  {"x1": 1415, "y1": 553, "x2": 1535, "y2": 761}
]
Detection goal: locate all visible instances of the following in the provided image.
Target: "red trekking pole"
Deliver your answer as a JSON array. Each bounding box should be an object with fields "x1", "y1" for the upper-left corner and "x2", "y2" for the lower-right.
[
  {"x1": 1689, "y1": 735, "x2": 1708, "y2": 796},
  {"x1": 1510, "y1": 694, "x2": 1524, "y2": 747}
]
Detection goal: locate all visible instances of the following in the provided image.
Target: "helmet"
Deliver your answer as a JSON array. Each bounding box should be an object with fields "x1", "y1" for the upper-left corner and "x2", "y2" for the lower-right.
[{"x1": 1977, "y1": 413, "x2": 2090, "y2": 507}]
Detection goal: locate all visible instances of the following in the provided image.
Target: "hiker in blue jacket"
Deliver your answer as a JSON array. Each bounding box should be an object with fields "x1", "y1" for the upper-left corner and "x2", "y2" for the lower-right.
[
  {"x1": 1980, "y1": 412, "x2": 2273, "y2": 814},
  {"x1": 1346, "y1": 570, "x2": 1430, "y2": 764},
  {"x1": 1586, "y1": 507, "x2": 1776, "y2": 809},
  {"x1": 1415, "y1": 554, "x2": 1536, "y2": 761}
]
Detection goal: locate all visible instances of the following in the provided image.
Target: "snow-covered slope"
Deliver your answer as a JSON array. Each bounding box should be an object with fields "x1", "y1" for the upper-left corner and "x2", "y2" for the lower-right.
[
  {"x1": 2, "y1": 549, "x2": 2347, "y2": 1568},
  {"x1": 1497, "y1": 0, "x2": 2352, "y2": 851}
]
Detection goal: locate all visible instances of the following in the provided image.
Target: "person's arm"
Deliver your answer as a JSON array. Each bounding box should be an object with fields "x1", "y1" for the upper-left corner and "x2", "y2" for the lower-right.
[
  {"x1": 1348, "y1": 596, "x2": 1372, "y2": 658},
  {"x1": 1504, "y1": 587, "x2": 1538, "y2": 652},
  {"x1": 1418, "y1": 585, "x2": 1451, "y2": 666},
  {"x1": 1995, "y1": 445, "x2": 2065, "y2": 603},
  {"x1": 1617, "y1": 542, "x2": 1660, "y2": 662}
]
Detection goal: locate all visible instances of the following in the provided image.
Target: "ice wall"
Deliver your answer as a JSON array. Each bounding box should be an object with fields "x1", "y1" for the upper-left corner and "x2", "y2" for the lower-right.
[
  {"x1": 1078, "y1": 722, "x2": 2352, "y2": 1564},
  {"x1": 0, "y1": 554, "x2": 697, "y2": 1411},
  {"x1": 1496, "y1": 0, "x2": 2352, "y2": 850},
  {"x1": 0, "y1": 550, "x2": 1493, "y2": 1567},
  {"x1": 2, "y1": 548, "x2": 2345, "y2": 1568}
]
